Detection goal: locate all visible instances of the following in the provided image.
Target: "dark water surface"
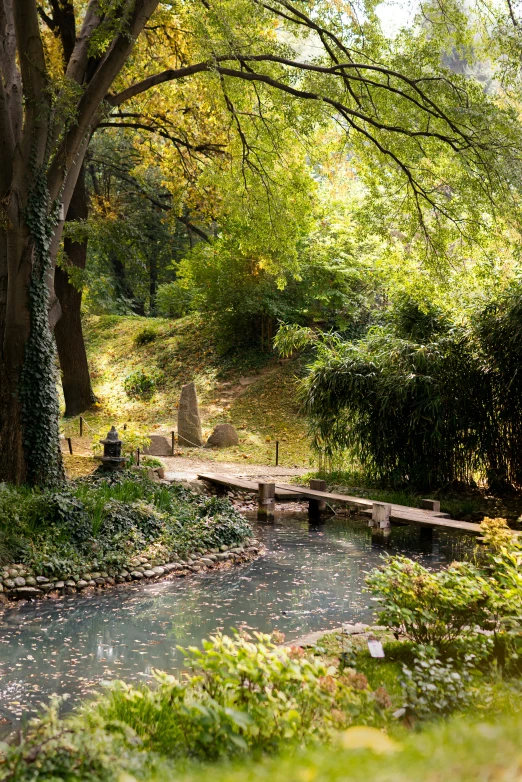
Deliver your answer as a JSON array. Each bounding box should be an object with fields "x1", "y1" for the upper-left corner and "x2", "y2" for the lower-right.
[{"x1": 0, "y1": 514, "x2": 473, "y2": 730}]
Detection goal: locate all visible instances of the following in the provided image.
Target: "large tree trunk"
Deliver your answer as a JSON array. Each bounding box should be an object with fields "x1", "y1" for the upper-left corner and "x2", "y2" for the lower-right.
[
  {"x1": 0, "y1": 0, "x2": 158, "y2": 486},
  {"x1": 54, "y1": 166, "x2": 96, "y2": 417},
  {"x1": 0, "y1": 221, "x2": 64, "y2": 485},
  {"x1": 0, "y1": 226, "x2": 31, "y2": 484}
]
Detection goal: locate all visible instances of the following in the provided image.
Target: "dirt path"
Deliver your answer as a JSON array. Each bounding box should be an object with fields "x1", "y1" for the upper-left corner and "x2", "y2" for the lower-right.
[{"x1": 161, "y1": 454, "x2": 308, "y2": 483}]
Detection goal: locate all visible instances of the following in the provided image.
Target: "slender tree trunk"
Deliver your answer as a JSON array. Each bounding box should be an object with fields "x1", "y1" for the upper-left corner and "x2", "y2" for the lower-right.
[
  {"x1": 149, "y1": 250, "x2": 158, "y2": 314},
  {"x1": 54, "y1": 166, "x2": 96, "y2": 417},
  {"x1": 110, "y1": 253, "x2": 145, "y2": 315}
]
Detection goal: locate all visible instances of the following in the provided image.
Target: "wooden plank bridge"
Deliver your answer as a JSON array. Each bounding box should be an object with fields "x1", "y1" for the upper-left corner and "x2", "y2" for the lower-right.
[{"x1": 198, "y1": 472, "x2": 483, "y2": 537}]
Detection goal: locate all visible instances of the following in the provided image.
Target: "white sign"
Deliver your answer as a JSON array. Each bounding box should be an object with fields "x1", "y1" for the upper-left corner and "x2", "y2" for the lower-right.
[{"x1": 367, "y1": 640, "x2": 385, "y2": 658}]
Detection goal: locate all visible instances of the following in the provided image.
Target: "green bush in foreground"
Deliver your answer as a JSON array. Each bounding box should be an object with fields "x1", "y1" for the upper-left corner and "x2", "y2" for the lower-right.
[
  {"x1": 96, "y1": 633, "x2": 383, "y2": 761},
  {"x1": 397, "y1": 645, "x2": 475, "y2": 721},
  {"x1": 167, "y1": 709, "x2": 522, "y2": 782},
  {"x1": 0, "y1": 633, "x2": 388, "y2": 781},
  {"x1": 366, "y1": 518, "x2": 522, "y2": 661},
  {"x1": 365, "y1": 556, "x2": 493, "y2": 649}
]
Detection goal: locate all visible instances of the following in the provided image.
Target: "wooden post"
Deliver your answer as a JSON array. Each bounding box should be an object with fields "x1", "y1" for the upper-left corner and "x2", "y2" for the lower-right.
[
  {"x1": 137, "y1": 447, "x2": 140, "y2": 466},
  {"x1": 420, "y1": 499, "x2": 440, "y2": 513},
  {"x1": 420, "y1": 526, "x2": 434, "y2": 544},
  {"x1": 79, "y1": 416, "x2": 83, "y2": 437},
  {"x1": 309, "y1": 479, "x2": 327, "y2": 517},
  {"x1": 258, "y1": 482, "x2": 275, "y2": 520},
  {"x1": 67, "y1": 437, "x2": 73, "y2": 455},
  {"x1": 370, "y1": 502, "x2": 391, "y2": 539},
  {"x1": 275, "y1": 441, "x2": 279, "y2": 466},
  {"x1": 171, "y1": 431, "x2": 175, "y2": 456}
]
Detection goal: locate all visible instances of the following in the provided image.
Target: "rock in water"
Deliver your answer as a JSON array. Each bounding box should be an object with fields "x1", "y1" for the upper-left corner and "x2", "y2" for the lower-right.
[
  {"x1": 177, "y1": 382, "x2": 203, "y2": 447},
  {"x1": 205, "y1": 423, "x2": 239, "y2": 448}
]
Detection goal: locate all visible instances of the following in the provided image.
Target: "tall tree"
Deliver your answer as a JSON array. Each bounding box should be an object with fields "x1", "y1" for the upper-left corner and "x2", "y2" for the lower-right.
[
  {"x1": 54, "y1": 164, "x2": 97, "y2": 417},
  {"x1": 0, "y1": 0, "x2": 519, "y2": 485}
]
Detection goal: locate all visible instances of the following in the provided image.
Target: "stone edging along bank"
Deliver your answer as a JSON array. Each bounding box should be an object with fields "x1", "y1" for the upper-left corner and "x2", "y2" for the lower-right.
[{"x1": 0, "y1": 540, "x2": 263, "y2": 606}]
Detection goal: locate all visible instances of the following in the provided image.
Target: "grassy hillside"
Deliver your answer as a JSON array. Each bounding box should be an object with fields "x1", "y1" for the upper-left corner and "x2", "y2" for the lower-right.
[{"x1": 60, "y1": 314, "x2": 312, "y2": 467}]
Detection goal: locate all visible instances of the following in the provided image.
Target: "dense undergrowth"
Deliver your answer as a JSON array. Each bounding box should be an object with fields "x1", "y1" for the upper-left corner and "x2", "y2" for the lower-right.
[
  {"x1": 2, "y1": 518, "x2": 522, "y2": 781},
  {"x1": 278, "y1": 292, "x2": 522, "y2": 491},
  {"x1": 0, "y1": 470, "x2": 251, "y2": 579}
]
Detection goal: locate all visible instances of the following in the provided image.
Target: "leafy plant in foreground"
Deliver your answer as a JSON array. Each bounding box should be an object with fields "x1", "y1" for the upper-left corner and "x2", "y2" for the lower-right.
[
  {"x1": 366, "y1": 556, "x2": 493, "y2": 650},
  {"x1": 95, "y1": 632, "x2": 383, "y2": 761},
  {"x1": 397, "y1": 646, "x2": 474, "y2": 722}
]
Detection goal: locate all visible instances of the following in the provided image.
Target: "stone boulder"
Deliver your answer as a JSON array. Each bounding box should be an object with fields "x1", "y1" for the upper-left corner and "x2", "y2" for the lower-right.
[
  {"x1": 177, "y1": 382, "x2": 203, "y2": 447},
  {"x1": 143, "y1": 434, "x2": 172, "y2": 457},
  {"x1": 205, "y1": 423, "x2": 239, "y2": 449}
]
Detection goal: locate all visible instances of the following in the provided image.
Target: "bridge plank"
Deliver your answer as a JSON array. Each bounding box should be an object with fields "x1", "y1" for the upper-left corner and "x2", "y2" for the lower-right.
[
  {"x1": 197, "y1": 472, "x2": 482, "y2": 534},
  {"x1": 198, "y1": 473, "x2": 303, "y2": 500}
]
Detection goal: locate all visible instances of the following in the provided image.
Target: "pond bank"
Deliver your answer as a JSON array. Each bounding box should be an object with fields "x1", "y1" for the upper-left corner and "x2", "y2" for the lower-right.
[
  {"x1": 0, "y1": 540, "x2": 263, "y2": 608},
  {"x1": 0, "y1": 513, "x2": 474, "y2": 731}
]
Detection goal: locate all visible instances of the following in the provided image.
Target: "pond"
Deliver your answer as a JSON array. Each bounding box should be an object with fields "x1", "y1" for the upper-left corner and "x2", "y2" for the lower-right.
[{"x1": 0, "y1": 513, "x2": 474, "y2": 732}]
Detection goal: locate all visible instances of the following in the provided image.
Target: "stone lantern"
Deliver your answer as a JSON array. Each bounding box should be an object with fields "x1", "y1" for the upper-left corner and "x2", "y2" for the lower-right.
[{"x1": 99, "y1": 426, "x2": 127, "y2": 470}]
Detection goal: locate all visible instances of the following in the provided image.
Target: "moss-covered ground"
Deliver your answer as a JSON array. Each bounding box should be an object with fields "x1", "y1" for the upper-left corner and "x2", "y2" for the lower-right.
[{"x1": 61, "y1": 315, "x2": 312, "y2": 468}]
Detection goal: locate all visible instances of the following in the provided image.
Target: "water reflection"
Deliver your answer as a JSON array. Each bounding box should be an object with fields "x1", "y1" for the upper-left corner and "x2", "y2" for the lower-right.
[{"x1": 0, "y1": 514, "x2": 474, "y2": 731}]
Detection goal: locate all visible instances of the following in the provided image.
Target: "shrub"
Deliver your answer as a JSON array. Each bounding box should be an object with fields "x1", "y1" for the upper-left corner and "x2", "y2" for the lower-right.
[
  {"x1": 476, "y1": 518, "x2": 522, "y2": 659},
  {"x1": 96, "y1": 632, "x2": 381, "y2": 761},
  {"x1": 291, "y1": 286, "x2": 522, "y2": 491},
  {"x1": 365, "y1": 556, "x2": 493, "y2": 649},
  {"x1": 123, "y1": 369, "x2": 157, "y2": 399},
  {"x1": 134, "y1": 325, "x2": 159, "y2": 346},
  {"x1": 141, "y1": 456, "x2": 163, "y2": 468},
  {"x1": 156, "y1": 280, "x2": 193, "y2": 318},
  {"x1": 0, "y1": 698, "x2": 147, "y2": 782},
  {"x1": 0, "y1": 635, "x2": 390, "y2": 780},
  {"x1": 0, "y1": 471, "x2": 252, "y2": 579},
  {"x1": 397, "y1": 645, "x2": 474, "y2": 722}
]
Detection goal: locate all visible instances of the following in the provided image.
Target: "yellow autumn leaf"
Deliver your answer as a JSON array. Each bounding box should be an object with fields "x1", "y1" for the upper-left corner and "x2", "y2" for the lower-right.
[{"x1": 338, "y1": 727, "x2": 402, "y2": 755}]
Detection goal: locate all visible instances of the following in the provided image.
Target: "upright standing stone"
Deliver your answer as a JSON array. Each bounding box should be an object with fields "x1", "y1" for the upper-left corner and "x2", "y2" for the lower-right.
[{"x1": 177, "y1": 382, "x2": 203, "y2": 447}]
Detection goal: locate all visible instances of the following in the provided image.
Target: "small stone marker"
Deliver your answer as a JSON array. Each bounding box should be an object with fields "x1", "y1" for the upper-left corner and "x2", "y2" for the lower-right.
[
  {"x1": 177, "y1": 382, "x2": 203, "y2": 447},
  {"x1": 205, "y1": 423, "x2": 239, "y2": 448},
  {"x1": 143, "y1": 434, "x2": 172, "y2": 457},
  {"x1": 367, "y1": 640, "x2": 385, "y2": 658}
]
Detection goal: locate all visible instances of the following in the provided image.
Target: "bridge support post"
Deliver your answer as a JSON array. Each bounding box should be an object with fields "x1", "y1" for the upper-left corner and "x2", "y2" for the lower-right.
[
  {"x1": 420, "y1": 526, "x2": 433, "y2": 544},
  {"x1": 370, "y1": 502, "x2": 391, "y2": 540},
  {"x1": 258, "y1": 483, "x2": 275, "y2": 520},
  {"x1": 420, "y1": 499, "x2": 440, "y2": 513},
  {"x1": 309, "y1": 479, "x2": 327, "y2": 517}
]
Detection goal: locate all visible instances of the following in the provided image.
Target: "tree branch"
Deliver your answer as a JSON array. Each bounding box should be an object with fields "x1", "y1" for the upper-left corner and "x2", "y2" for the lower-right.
[
  {"x1": 109, "y1": 54, "x2": 478, "y2": 148},
  {"x1": 13, "y1": 0, "x2": 50, "y2": 174},
  {"x1": 89, "y1": 156, "x2": 211, "y2": 241},
  {"x1": 97, "y1": 120, "x2": 225, "y2": 155},
  {"x1": 49, "y1": 0, "x2": 159, "y2": 202}
]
